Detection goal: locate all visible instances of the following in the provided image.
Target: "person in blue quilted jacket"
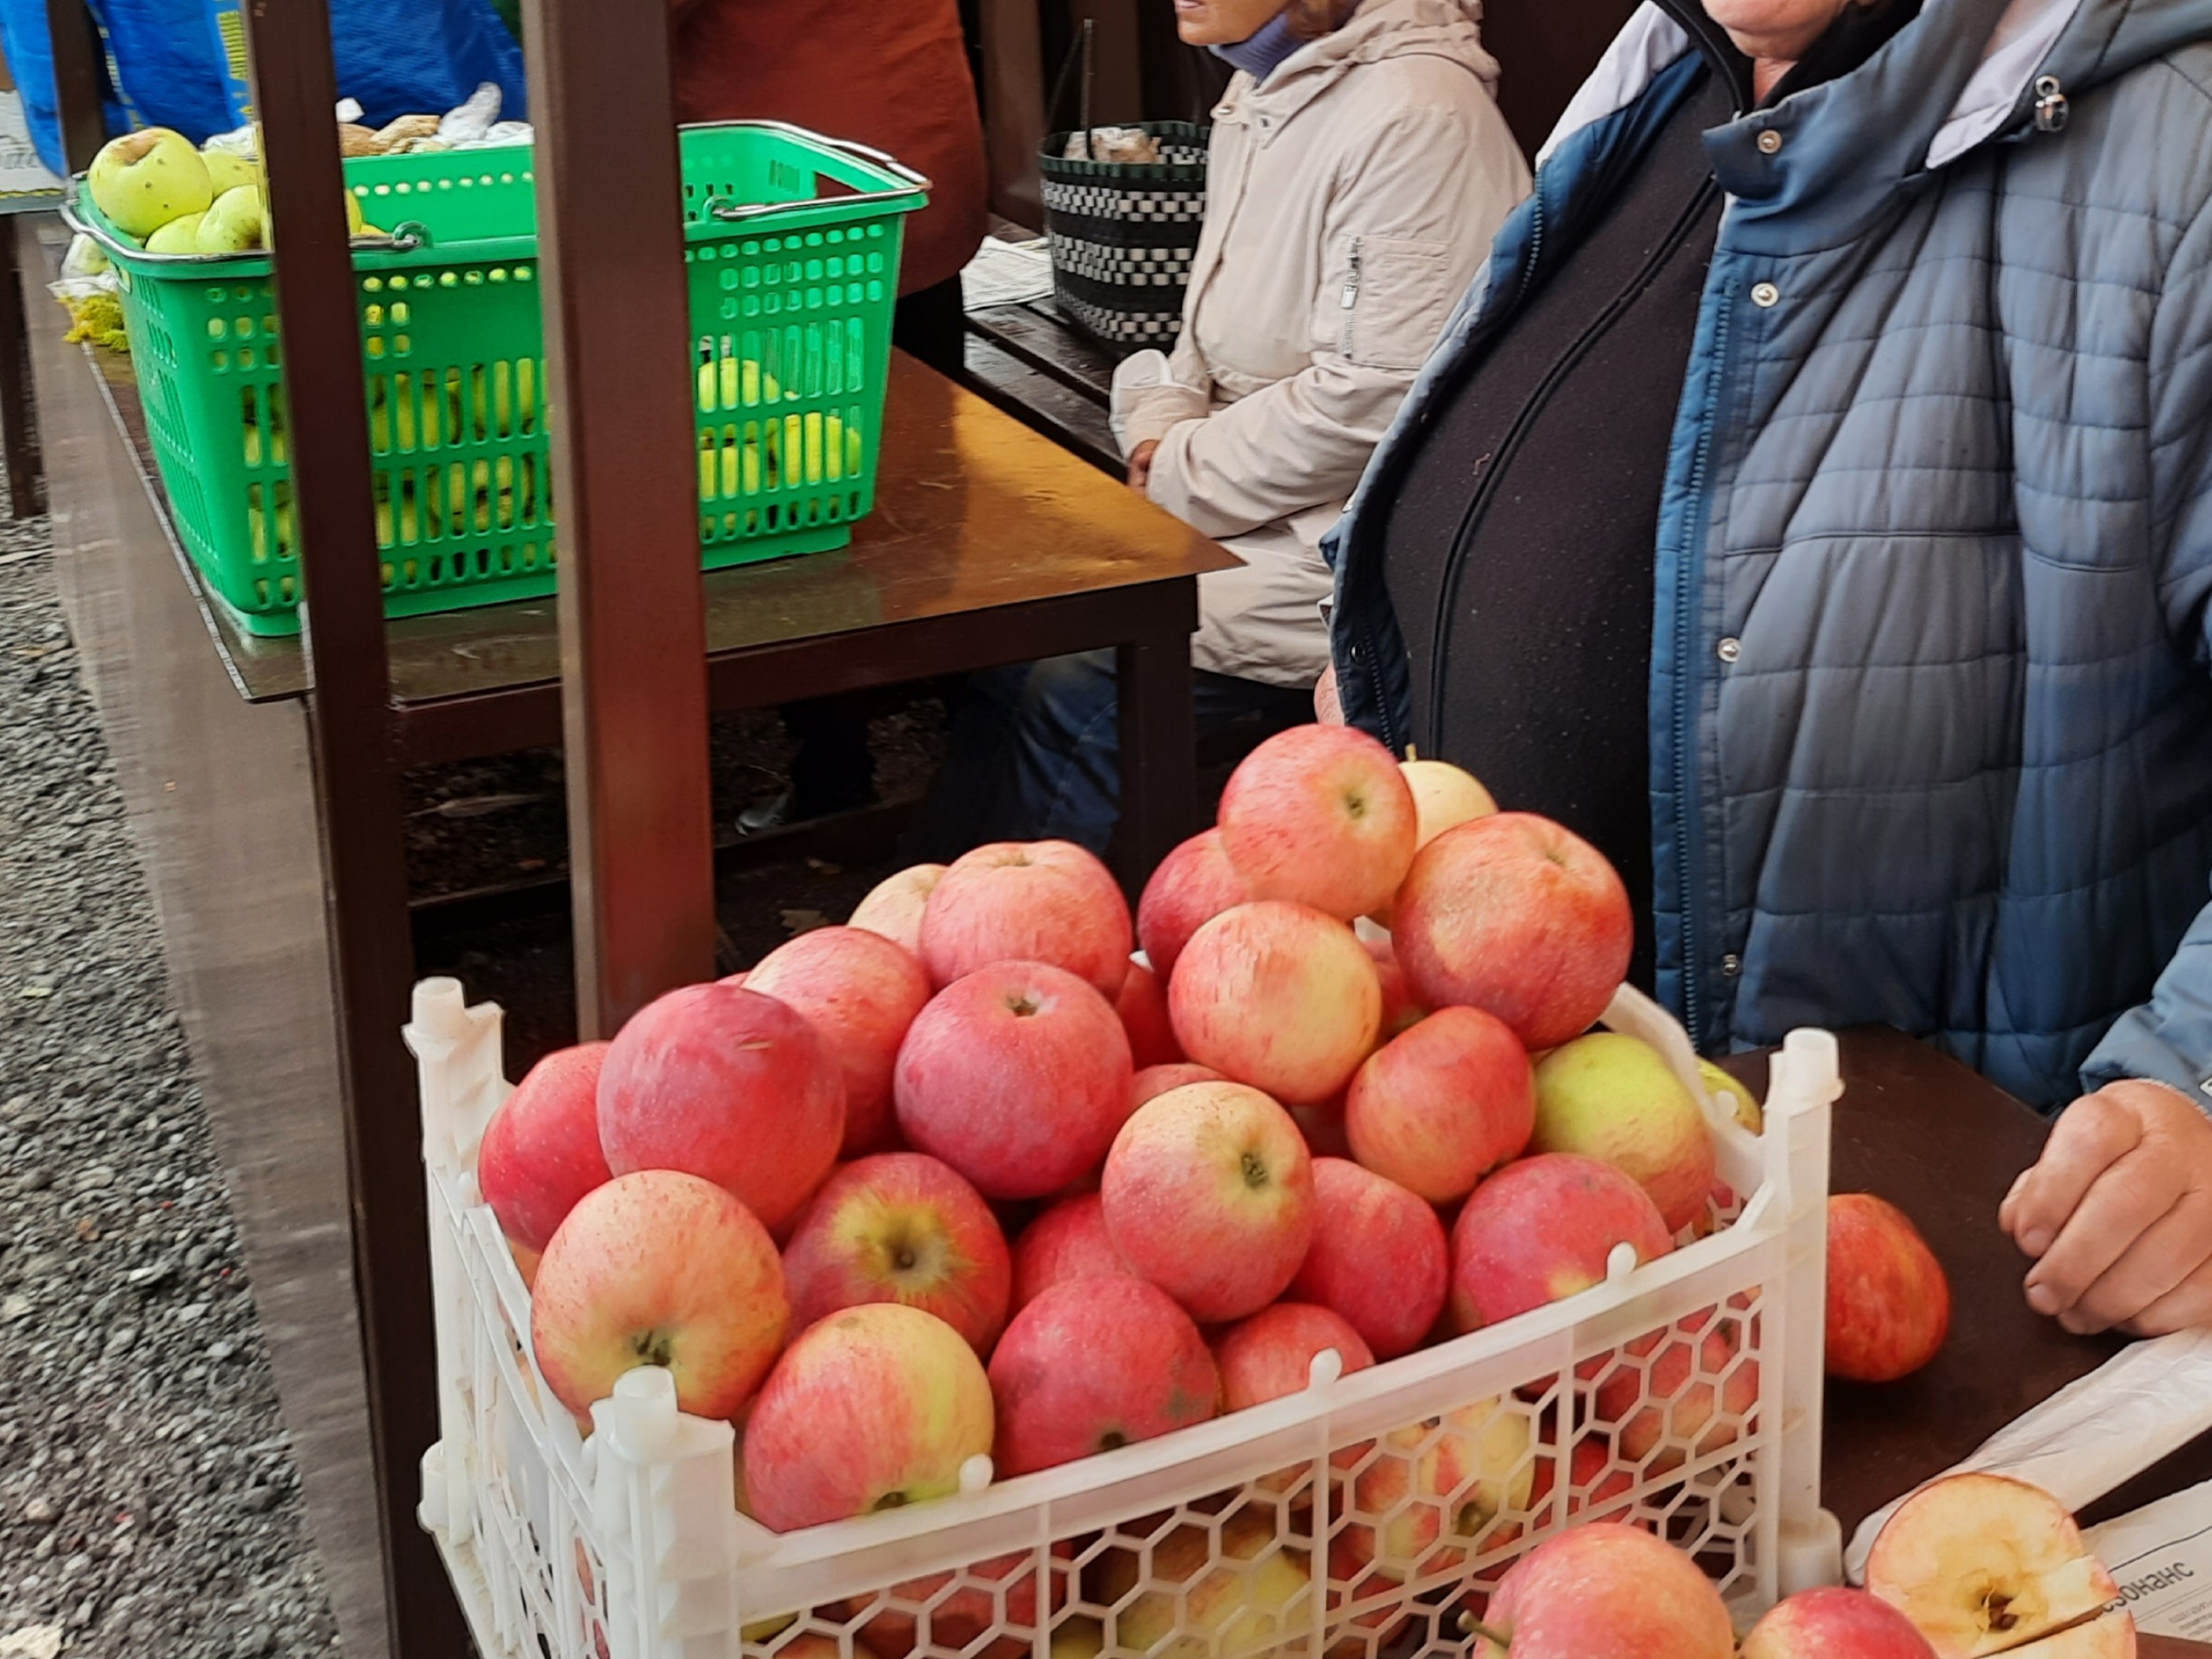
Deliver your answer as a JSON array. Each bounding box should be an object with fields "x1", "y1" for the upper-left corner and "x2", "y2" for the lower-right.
[{"x1": 1323, "y1": 0, "x2": 2212, "y2": 1336}]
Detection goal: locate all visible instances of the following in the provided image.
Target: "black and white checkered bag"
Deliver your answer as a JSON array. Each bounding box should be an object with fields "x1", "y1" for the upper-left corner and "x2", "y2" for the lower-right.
[{"x1": 1039, "y1": 122, "x2": 1209, "y2": 351}]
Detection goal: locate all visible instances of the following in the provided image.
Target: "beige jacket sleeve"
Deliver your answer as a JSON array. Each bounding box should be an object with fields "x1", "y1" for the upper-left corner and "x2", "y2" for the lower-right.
[{"x1": 1145, "y1": 99, "x2": 1524, "y2": 541}]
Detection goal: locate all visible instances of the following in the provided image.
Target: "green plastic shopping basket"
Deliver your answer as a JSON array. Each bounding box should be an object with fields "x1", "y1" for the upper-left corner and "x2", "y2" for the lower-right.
[{"x1": 63, "y1": 123, "x2": 928, "y2": 637}]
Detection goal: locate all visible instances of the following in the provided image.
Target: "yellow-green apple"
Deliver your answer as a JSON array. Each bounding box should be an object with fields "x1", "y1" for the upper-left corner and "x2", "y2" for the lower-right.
[
  {"x1": 1394, "y1": 813, "x2": 1633, "y2": 1051},
  {"x1": 849, "y1": 863, "x2": 945, "y2": 955},
  {"x1": 1866, "y1": 1473, "x2": 2134, "y2": 1659},
  {"x1": 987, "y1": 1274, "x2": 1218, "y2": 1475},
  {"x1": 1472, "y1": 1522, "x2": 1732, "y2": 1659},
  {"x1": 741, "y1": 1303, "x2": 993, "y2": 1531},
  {"x1": 1827, "y1": 1193, "x2": 1951, "y2": 1383},
  {"x1": 919, "y1": 841, "x2": 1132, "y2": 1000},
  {"x1": 1169, "y1": 902, "x2": 1381, "y2": 1103},
  {"x1": 1134, "y1": 1061, "x2": 1222, "y2": 1110},
  {"x1": 745, "y1": 926, "x2": 932, "y2": 1157},
  {"x1": 597, "y1": 982, "x2": 844, "y2": 1234},
  {"x1": 1216, "y1": 1303, "x2": 1374, "y2": 1411},
  {"x1": 1292, "y1": 1101, "x2": 1355, "y2": 1160},
  {"x1": 1363, "y1": 937, "x2": 1429, "y2": 1043},
  {"x1": 1138, "y1": 827, "x2": 1249, "y2": 979},
  {"x1": 780, "y1": 1153, "x2": 1012, "y2": 1353},
  {"x1": 1700, "y1": 1059, "x2": 1762, "y2": 1132},
  {"x1": 1346, "y1": 1007, "x2": 1535, "y2": 1204},
  {"x1": 1587, "y1": 1305, "x2": 1758, "y2": 1473},
  {"x1": 1449, "y1": 1154, "x2": 1673, "y2": 1330},
  {"x1": 88, "y1": 128, "x2": 214, "y2": 238},
  {"x1": 895, "y1": 961, "x2": 1132, "y2": 1200},
  {"x1": 1332, "y1": 1397, "x2": 1535, "y2": 1598},
  {"x1": 529, "y1": 1170, "x2": 789, "y2": 1420},
  {"x1": 1531, "y1": 1033, "x2": 1718, "y2": 1234},
  {"x1": 849, "y1": 1549, "x2": 1054, "y2": 1659},
  {"x1": 1217, "y1": 725, "x2": 1418, "y2": 922},
  {"x1": 1290, "y1": 1158, "x2": 1449, "y2": 1360},
  {"x1": 1742, "y1": 1588, "x2": 1940, "y2": 1659},
  {"x1": 1101, "y1": 1512, "x2": 1312, "y2": 1659},
  {"x1": 1102, "y1": 1080, "x2": 1316, "y2": 1322},
  {"x1": 1116, "y1": 961, "x2": 1184, "y2": 1069},
  {"x1": 1010, "y1": 1192, "x2": 1134, "y2": 1311},
  {"x1": 477, "y1": 1040, "x2": 611, "y2": 1252},
  {"x1": 196, "y1": 184, "x2": 267, "y2": 253},
  {"x1": 202, "y1": 148, "x2": 261, "y2": 197},
  {"x1": 145, "y1": 213, "x2": 205, "y2": 253},
  {"x1": 1367, "y1": 759, "x2": 1498, "y2": 926},
  {"x1": 1050, "y1": 1618, "x2": 1103, "y2": 1659}
]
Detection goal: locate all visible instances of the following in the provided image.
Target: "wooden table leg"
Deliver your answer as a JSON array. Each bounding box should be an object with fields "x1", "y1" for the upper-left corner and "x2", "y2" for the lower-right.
[
  {"x1": 0, "y1": 222, "x2": 43, "y2": 518},
  {"x1": 1115, "y1": 582, "x2": 1197, "y2": 895}
]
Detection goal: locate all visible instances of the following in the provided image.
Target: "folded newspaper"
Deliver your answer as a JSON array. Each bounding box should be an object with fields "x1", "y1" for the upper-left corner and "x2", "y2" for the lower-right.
[{"x1": 1842, "y1": 1327, "x2": 2212, "y2": 1641}]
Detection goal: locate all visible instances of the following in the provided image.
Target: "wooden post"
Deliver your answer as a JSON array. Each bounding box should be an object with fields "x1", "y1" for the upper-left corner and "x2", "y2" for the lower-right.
[
  {"x1": 522, "y1": 0, "x2": 717, "y2": 1036},
  {"x1": 43, "y1": 0, "x2": 105, "y2": 171},
  {"x1": 238, "y1": 0, "x2": 465, "y2": 1652}
]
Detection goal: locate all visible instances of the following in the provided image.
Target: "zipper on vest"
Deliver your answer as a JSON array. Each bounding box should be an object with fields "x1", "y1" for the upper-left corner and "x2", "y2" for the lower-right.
[{"x1": 1339, "y1": 238, "x2": 1363, "y2": 354}]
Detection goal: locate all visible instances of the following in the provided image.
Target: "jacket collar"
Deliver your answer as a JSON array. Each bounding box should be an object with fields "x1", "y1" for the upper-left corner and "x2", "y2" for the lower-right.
[{"x1": 1213, "y1": 0, "x2": 1501, "y2": 135}]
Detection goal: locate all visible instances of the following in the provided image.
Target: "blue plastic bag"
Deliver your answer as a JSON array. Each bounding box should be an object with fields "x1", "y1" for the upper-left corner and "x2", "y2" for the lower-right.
[{"x1": 0, "y1": 0, "x2": 527, "y2": 176}]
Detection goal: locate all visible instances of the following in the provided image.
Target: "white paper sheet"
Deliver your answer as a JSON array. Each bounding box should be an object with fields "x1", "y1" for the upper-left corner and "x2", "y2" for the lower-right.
[
  {"x1": 962, "y1": 237, "x2": 1054, "y2": 311},
  {"x1": 2087, "y1": 1479, "x2": 2212, "y2": 1640}
]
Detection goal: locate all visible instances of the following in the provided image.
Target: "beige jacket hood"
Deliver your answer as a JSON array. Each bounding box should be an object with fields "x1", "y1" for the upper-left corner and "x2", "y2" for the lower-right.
[{"x1": 1118, "y1": 0, "x2": 1527, "y2": 578}]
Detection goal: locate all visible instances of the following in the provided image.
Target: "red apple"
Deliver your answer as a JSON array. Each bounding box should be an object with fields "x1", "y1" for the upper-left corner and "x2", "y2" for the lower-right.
[
  {"x1": 1345, "y1": 1007, "x2": 1534, "y2": 1203},
  {"x1": 1137, "y1": 828, "x2": 1249, "y2": 980},
  {"x1": 1010, "y1": 1192, "x2": 1134, "y2": 1312},
  {"x1": 745, "y1": 926, "x2": 933, "y2": 1158},
  {"x1": 849, "y1": 1550, "x2": 1053, "y2": 1659},
  {"x1": 1115, "y1": 961, "x2": 1184, "y2": 1069},
  {"x1": 1333, "y1": 1398, "x2": 1536, "y2": 1596},
  {"x1": 1532, "y1": 1033, "x2": 1718, "y2": 1235},
  {"x1": 1363, "y1": 937, "x2": 1428, "y2": 1042},
  {"x1": 1394, "y1": 813, "x2": 1633, "y2": 1051},
  {"x1": 849, "y1": 863, "x2": 947, "y2": 955},
  {"x1": 1217, "y1": 725, "x2": 1418, "y2": 922},
  {"x1": 988, "y1": 1274, "x2": 1218, "y2": 1476},
  {"x1": 742, "y1": 1303, "x2": 994, "y2": 1531},
  {"x1": 530, "y1": 1170, "x2": 789, "y2": 1421},
  {"x1": 1741, "y1": 1588, "x2": 1939, "y2": 1659},
  {"x1": 1587, "y1": 1305, "x2": 1759, "y2": 1473},
  {"x1": 781, "y1": 1153, "x2": 1012, "y2": 1354},
  {"x1": 1368, "y1": 760, "x2": 1498, "y2": 927},
  {"x1": 1290, "y1": 1158, "x2": 1449, "y2": 1360},
  {"x1": 1290, "y1": 1100, "x2": 1355, "y2": 1160},
  {"x1": 1170, "y1": 902, "x2": 1381, "y2": 1103},
  {"x1": 919, "y1": 841, "x2": 1132, "y2": 1000},
  {"x1": 895, "y1": 961, "x2": 1133, "y2": 1201},
  {"x1": 1215, "y1": 1303, "x2": 1373, "y2": 1411},
  {"x1": 1474, "y1": 1523, "x2": 1733, "y2": 1659},
  {"x1": 1450, "y1": 1154, "x2": 1673, "y2": 1330},
  {"x1": 597, "y1": 983, "x2": 844, "y2": 1235},
  {"x1": 1133, "y1": 1061, "x2": 1222, "y2": 1110},
  {"x1": 1100, "y1": 1513, "x2": 1312, "y2": 1657},
  {"x1": 1827, "y1": 1193, "x2": 1951, "y2": 1383},
  {"x1": 478, "y1": 1040, "x2": 612, "y2": 1253},
  {"x1": 1102, "y1": 1080, "x2": 1316, "y2": 1323}
]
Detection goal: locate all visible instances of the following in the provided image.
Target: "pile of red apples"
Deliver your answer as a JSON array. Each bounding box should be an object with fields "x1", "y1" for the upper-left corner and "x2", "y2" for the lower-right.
[{"x1": 470, "y1": 720, "x2": 1957, "y2": 1648}]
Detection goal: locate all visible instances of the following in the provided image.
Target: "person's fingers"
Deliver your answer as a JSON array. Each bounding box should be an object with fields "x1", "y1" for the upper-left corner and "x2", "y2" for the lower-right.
[
  {"x1": 2122, "y1": 1257, "x2": 2212, "y2": 1338},
  {"x1": 1998, "y1": 1167, "x2": 2032, "y2": 1237},
  {"x1": 2024, "y1": 1142, "x2": 2186, "y2": 1318},
  {"x1": 2061, "y1": 1186, "x2": 2212, "y2": 1333},
  {"x1": 2004, "y1": 1092, "x2": 2145, "y2": 1260}
]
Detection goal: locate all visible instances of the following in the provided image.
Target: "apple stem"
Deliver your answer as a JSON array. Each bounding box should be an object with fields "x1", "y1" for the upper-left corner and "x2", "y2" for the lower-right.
[{"x1": 1462, "y1": 1618, "x2": 1510, "y2": 1649}]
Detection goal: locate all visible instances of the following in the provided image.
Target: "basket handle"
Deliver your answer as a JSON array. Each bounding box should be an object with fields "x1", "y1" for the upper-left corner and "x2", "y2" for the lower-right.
[
  {"x1": 1045, "y1": 18, "x2": 1098, "y2": 159},
  {"x1": 60, "y1": 179, "x2": 431, "y2": 262},
  {"x1": 695, "y1": 125, "x2": 932, "y2": 225}
]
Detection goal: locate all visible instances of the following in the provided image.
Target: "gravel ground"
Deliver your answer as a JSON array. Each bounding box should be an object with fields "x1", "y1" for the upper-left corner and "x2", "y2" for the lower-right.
[{"x1": 0, "y1": 514, "x2": 340, "y2": 1656}]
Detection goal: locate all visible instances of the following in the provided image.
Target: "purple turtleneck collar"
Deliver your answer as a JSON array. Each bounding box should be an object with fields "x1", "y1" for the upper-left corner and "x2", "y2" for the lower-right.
[{"x1": 1209, "y1": 10, "x2": 1301, "y2": 83}]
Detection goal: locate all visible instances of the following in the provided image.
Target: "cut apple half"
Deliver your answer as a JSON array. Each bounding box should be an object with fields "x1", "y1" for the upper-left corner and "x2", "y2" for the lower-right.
[{"x1": 1864, "y1": 1473, "x2": 2133, "y2": 1658}]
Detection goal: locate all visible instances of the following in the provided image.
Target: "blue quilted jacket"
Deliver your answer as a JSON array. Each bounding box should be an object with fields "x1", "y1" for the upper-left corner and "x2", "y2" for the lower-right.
[{"x1": 1327, "y1": 0, "x2": 2212, "y2": 1109}]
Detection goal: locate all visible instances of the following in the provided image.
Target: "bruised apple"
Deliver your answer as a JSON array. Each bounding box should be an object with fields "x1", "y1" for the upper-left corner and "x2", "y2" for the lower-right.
[
  {"x1": 1346, "y1": 1007, "x2": 1534, "y2": 1204},
  {"x1": 746, "y1": 926, "x2": 932, "y2": 1157},
  {"x1": 478, "y1": 1040, "x2": 611, "y2": 1253},
  {"x1": 1532, "y1": 1033, "x2": 1718, "y2": 1235},
  {"x1": 919, "y1": 841, "x2": 1132, "y2": 1000},
  {"x1": 1394, "y1": 813, "x2": 1633, "y2": 1051},
  {"x1": 849, "y1": 863, "x2": 945, "y2": 955},
  {"x1": 1473, "y1": 1523, "x2": 1733, "y2": 1659},
  {"x1": 597, "y1": 982, "x2": 844, "y2": 1235},
  {"x1": 1741, "y1": 1588, "x2": 1939, "y2": 1659},
  {"x1": 1290, "y1": 1158, "x2": 1448, "y2": 1360},
  {"x1": 1137, "y1": 828, "x2": 1248, "y2": 980},
  {"x1": 1450, "y1": 1154, "x2": 1672, "y2": 1330},
  {"x1": 1865, "y1": 1474, "x2": 2134, "y2": 1659},
  {"x1": 1217, "y1": 725, "x2": 1418, "y2": 922},
  {"x1": 1827, "y1": 1193, "x2": 1951, "y2": 1383},
  {"x1": 780, "y1": 1154, "x2": 1012, "y2": 1353},
  {"x1": 1170, "y1": 902, "x2": 1380, "y2": 1103},
  {"x1": 1009, "y1": 1192, "x2": 1133, "y2": 1311}
]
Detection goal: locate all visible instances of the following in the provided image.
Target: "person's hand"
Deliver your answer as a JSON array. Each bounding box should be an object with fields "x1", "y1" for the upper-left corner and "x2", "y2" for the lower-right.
[
  {"x1": 1126, "y1": 439, "x2": 1160, "y2": 495},
  {"x1": 1314, "y1": 664, "x2": 1345, "y2": 726},
  {"x1": 2000, "y1": 1079, "x2": 2212, "y2": 1336}
]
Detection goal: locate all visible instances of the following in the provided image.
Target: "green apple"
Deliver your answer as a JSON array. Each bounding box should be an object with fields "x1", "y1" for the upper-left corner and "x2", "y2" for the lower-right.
[
  {"x1": 202, "y1": 149, "x2": 261, "y2": 197},
  {"x1": 88, "y1": 128, "x2": 214, "y2": 239},
  {"x1": 1531, "y1": 1032, "x2": 1719, "y2": 1235},
  {"x1": 1698, "y1": 1059, "x2": 1763, "y2": 1134},
  {"x1": 345, "y1": 190, "x2": 366, "y2": 235},
  {"x1": 197, "y1": 186, "x2": 267, "y2": 254},
  {"x1": 144, "y1": 213, "x2": 205, "y2": 255}
]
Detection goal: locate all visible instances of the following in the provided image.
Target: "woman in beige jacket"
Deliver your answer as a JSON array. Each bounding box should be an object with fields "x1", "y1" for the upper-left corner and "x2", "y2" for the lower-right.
[{"x1": 921, "y1": 0, "x2": 1527, "y2": 854}]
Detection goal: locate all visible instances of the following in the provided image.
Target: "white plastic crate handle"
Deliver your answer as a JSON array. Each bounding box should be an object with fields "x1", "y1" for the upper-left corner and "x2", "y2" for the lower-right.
[{"x1": 1767, "y1": 1028, "x2": 1845, "y2": 1593}]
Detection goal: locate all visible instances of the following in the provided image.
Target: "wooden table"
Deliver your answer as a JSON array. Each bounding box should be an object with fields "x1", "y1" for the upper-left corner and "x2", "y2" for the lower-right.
[{"x1": 961, "y1": 293, "x2": 1121, "y2": 475}]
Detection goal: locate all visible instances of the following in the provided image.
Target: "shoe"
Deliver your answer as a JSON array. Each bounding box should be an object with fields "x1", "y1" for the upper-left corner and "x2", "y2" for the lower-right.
[{"x1": 736, "y1": 790, "x2": 794, "y2": 835}]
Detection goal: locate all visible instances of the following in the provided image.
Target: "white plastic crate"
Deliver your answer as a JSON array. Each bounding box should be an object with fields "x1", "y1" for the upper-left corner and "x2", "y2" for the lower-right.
[{"x1": 407, "y1": 976, "x2": 1845, "y2": 1659}]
